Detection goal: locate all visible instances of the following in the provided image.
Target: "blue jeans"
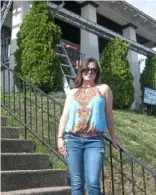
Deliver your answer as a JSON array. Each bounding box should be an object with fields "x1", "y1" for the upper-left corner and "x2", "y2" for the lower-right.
[{"x1": 64, "y1": 134, "x2": 105, "y2": 195}]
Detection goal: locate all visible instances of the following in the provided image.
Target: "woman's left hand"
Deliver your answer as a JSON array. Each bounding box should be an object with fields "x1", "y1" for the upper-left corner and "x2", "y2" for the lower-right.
[{"x1": 111, "y1": 138, "x2": 123, "y2": 150}]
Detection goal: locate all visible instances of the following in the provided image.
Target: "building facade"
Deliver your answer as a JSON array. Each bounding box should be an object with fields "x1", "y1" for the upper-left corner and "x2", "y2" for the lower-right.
[{"x1": 1, "y1": 0, "x2": 156, "y2": 109}]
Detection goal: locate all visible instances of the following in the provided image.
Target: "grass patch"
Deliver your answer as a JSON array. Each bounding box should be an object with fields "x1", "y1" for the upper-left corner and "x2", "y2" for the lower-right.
[{"x1": 114, "y1": 109, "x2": 156, "y2": 168}]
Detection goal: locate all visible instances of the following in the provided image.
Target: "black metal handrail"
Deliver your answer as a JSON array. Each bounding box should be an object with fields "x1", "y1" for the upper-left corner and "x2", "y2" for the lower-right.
[
  {"x1": 1, "y1": 62, "x2": 156, "y2": 194},
  {"x1": 1, "y1": 62, "x2": 65, "y2": 163},
  {"x1": 1, "y1": 37, "x2": 10, "y2": 67}
]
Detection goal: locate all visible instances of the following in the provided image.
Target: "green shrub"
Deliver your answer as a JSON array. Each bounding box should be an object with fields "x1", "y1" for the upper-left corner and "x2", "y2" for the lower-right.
[
  {"x1": 100, "y1": 38, "x2": 134, "y2": 109},
  {"x1": 140, "y1": 54, "x2": 156, "y2": 115},
  {"x1": 14, "y1": 1, "x2": 62, "y2": 93}
]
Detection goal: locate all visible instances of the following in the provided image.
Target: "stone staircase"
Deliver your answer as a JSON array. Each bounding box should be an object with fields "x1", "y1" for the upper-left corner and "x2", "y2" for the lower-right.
[{"x1": 1, "y1": 116, "x2": 71, "y2": 195}]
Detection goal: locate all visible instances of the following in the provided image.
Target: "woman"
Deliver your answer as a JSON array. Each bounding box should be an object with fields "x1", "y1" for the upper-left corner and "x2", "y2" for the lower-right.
[{"x1": 57, "y1": 58, "x2": 122, "y2": 195}]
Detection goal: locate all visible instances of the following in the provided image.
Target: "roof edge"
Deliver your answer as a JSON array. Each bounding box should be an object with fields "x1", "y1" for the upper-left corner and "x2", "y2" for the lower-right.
[{"x1": 121, "y1": 0, "x2": 156, "y2": 24}]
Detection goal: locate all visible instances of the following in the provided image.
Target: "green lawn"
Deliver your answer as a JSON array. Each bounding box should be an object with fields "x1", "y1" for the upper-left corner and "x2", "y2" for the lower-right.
[
  {"x1": 114, "y1": 109, "x2": 156, "y2": 168},
  {"x1": 105, "y1": 110, "x2": 156, "y2": 195},
  {"x1": 1, "y1": 92, "x2": 156, "y2": 194}
]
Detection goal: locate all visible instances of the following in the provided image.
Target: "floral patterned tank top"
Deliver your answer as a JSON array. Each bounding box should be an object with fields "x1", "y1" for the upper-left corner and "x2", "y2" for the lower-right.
[{"x1": 65, "y1": 86, "x2": 107, "y2": 137}]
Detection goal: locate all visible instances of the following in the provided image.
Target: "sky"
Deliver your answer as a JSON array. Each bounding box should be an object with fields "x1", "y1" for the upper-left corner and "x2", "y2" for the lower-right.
[
  {"x1": 126, "y1": 0, "x2": 156, "y2": 20},
  {"x1": 125, "y1": 0, "x2": 156, "y2": 72}
]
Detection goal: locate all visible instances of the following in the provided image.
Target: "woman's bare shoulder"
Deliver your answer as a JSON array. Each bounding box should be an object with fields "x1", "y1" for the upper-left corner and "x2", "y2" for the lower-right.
[
  {"x1": 97, "y1": 84, "x2": 112, "y2": 95},
  {"x1": 70, "y1": 88, "x2": 79, "y2": 95},
  {"x1": 65, "y1": 88, "x2": 78, "y2": 102},
  {"x1": 96, "y1": 84, "x2": 110, "y2": 89}
]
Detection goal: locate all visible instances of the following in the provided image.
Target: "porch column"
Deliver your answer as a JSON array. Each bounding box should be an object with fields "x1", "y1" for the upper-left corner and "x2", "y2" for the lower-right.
[
  {"x1": 80, "y1": 2, "x2": 99, "y2": 61},
  {"x1": 123, "y1": 24, "x2": 141, "y2": 109},
  {"x1": 9, "y1": 1, "x2": 30, "y2": 91}
]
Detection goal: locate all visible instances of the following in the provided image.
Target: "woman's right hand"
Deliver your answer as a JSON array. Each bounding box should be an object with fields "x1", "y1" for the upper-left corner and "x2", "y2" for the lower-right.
[{"x1": 57, "y1": 138, "x2": 68, "y2": 157}]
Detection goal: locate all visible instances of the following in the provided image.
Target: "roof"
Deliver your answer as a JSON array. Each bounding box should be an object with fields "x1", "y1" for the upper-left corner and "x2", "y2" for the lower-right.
[
  {"x1": 76, "y1": 0, "x2": 156, "y2": 44},
  {"x1": 96, "y1": 1, "x2": 156, "y2": 45}
]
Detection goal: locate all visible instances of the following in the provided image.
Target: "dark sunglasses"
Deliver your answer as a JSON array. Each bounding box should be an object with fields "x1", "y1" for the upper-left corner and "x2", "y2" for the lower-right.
[{"x1": 82, "y1": 67, "x2": 97, "y2": 74}]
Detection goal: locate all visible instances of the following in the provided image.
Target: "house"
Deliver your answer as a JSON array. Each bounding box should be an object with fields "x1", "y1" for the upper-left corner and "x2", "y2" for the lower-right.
[{"x1": 1, "y1": 0, "x2": 156, "y2": 109}]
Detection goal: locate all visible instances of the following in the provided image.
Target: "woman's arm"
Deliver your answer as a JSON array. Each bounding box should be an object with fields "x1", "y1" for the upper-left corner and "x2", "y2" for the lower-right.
[
  {"x1": 104, "y1": 85, "x2": 116, "y2": 139},
  {"x1": 102, "y1": 84, "x2": 122, "y2": 149},
  {"x1": 57, "y1": 91, "x2": 72, "y2": 138},
  {"x1": 57, "y1": 90, "x2": 74, "y2": 157}
]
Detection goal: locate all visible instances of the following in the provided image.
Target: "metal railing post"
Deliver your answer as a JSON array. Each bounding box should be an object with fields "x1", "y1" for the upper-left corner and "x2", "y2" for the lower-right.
[{"x1": 24, "y1": 81, "x2": 27, "y2": 139}]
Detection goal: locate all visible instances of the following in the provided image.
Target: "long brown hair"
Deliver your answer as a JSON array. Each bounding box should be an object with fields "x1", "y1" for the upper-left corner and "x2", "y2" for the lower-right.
[{"x1": 74, "y1": 58, "x2": 101, "y2": 88}]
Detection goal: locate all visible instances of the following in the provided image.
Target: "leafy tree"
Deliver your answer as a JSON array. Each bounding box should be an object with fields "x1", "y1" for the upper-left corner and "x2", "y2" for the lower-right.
[
  {"x1": 14, "y1": 1, "x2": 62, "y2": 92},
  {"x1": 100, "y1": 38, "x2": 134, "y2": 109},
  {"x1": 140, "y1": 54, "x2": 156, "y2": 115}
]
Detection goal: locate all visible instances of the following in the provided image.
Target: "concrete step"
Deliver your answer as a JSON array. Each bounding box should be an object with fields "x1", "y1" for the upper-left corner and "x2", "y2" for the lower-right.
[
  {"x1": 1, "y1": 127, "x2": 20, "y2": 139},
  {"x1": 1, "y1": 153, "x2": 50, "y2": 171},
  {"x1": 1, "y1": 116, "x2": 8, "y2": 126},
  {"x1": 1, "y1": 186, "x2": 71, "y2": 195},
  {"x1": 1, "y1": 169, "x2": 69, "y2": 191},
  {"x1": 1, "y1": 139, "x2": 35, "y2": 153}
]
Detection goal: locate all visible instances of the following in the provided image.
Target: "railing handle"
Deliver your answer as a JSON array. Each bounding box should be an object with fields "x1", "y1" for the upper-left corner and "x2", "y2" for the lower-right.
[{"x1": 24, "y1": 81, "x2": 27, "y2": 139}]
